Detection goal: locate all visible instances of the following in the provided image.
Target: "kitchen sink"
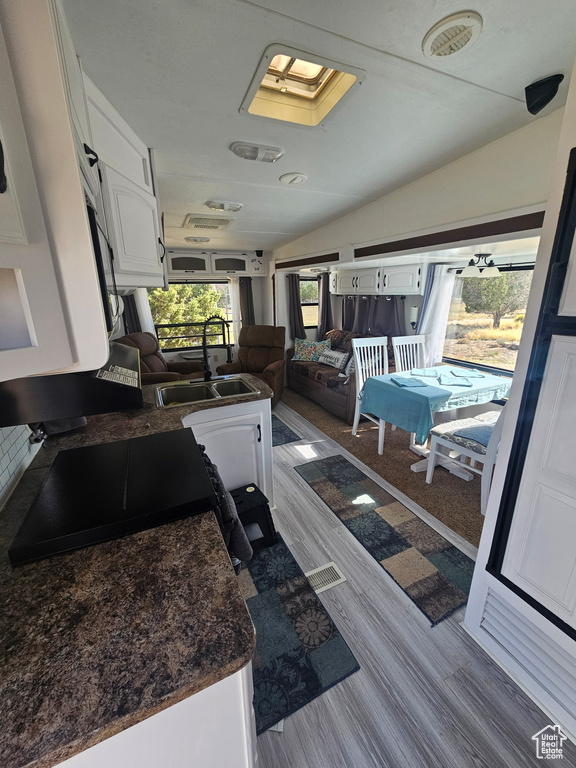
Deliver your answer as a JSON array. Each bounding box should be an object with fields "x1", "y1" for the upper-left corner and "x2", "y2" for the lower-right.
[{"x1": 156, "y1": 376, "x2": 260, "y2": 408}]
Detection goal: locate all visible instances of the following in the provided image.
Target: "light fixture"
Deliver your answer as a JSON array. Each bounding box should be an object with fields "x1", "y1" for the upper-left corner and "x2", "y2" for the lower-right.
[
  {"x1": 185, "y1": 236, "x2": 210, "y2": 243},
  {"x1": 461, "y1": 253, "x2": 500, "y2": 277},
  {"x1": 230, "y1": 141, "x2": 284, "y2": 163},
  {"x1": 205, "y1": 201, "x2": 243, "y2": 213}
]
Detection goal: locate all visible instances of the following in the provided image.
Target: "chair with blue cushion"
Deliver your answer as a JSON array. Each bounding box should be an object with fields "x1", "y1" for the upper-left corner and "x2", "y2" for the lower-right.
[{"x1": 425, "y1": 407, "x2": 506, "y2": 515}]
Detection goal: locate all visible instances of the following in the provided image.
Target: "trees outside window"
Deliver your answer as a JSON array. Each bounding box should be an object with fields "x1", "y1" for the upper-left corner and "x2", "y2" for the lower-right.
[
  {"x1": 147, "y1": 282, "x2": 231, "y2": 349},
  {"x1": 299, "y1": 277, "x2": 319, "y2": 327},
  {"x1": 443, "y1": 269, "x2": 533, "y2": 372}
]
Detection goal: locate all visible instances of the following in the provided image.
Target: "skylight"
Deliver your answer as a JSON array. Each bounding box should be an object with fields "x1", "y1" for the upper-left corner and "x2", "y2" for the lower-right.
[{"x1": 240, "y1": 44, "x2": 366, "y2": 127}]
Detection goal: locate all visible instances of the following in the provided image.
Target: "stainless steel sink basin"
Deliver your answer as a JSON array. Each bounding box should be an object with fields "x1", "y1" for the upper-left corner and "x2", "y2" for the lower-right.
[{"x1": 156, "y1": 376, "x2": 260, "y2": 408}]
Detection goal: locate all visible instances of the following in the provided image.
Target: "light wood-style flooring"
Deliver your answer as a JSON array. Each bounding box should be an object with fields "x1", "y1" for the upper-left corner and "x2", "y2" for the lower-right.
[{"x1": 256, "y1": 402, "x2": 576, "y2": 768}]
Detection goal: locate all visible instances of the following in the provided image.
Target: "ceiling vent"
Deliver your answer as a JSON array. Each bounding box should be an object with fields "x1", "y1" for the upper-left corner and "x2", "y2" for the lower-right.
[
  {"x1": 422, "y1": 12, "x2": 483, "y2": 59},
  {"x1": 182, "y1": 214, "x2": 234, "y2": 231}
]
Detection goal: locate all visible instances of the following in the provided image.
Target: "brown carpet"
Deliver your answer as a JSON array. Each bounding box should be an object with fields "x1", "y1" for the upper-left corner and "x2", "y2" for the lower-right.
[{"x1": 280, "y1": 388, "x2": 484, "y2": 548}]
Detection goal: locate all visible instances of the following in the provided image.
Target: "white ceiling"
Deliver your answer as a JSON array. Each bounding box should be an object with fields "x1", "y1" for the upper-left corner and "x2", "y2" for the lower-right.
[{"x1": 62, "y1": 0, "x2": 576, "y2": 254}]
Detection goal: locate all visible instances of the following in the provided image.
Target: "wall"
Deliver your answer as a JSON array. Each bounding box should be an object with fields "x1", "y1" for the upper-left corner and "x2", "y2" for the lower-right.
[
  {"x1": 0, "y1": 426, "x2": 37, "y2": 508},
  {"x1": 272, "y1": 109, "x2": 563, "y2": 261}
]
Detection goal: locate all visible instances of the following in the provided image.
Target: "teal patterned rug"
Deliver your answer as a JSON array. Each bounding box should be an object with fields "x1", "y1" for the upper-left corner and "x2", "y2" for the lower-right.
[
  {"x1": 294, "y1": 455, "x2": 474, "y2": 625},
  {"x1": 239, "y1": 536, "x2": 359, "y2": 733},
  {"x1": 271, "y1": 415, "x2": 301, "y2": 447}
]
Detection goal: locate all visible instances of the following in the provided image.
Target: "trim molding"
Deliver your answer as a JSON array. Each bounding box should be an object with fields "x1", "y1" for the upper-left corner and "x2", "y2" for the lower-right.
[
  {"x1": 354, "y1": 211, "x2": 545, "y2": 259},
  {"x1": 276, "y1": 252, "x2": 339, "y2": 270}
]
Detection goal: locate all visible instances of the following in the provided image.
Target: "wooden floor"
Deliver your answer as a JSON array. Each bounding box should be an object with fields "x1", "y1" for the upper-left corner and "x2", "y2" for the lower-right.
[{"x1": 257, "y1": 403, "x2": 576, "y2": 768}]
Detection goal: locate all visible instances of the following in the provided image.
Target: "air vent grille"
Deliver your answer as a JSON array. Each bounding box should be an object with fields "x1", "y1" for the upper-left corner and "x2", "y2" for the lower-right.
[
  {"x1": 182, "y1": 214, "x2": 234, "y2": 231},
  {"x1": 305, "y1": 562, "x2": 346, "y2": 593},
  {"x1": 422, "y1": 12, "x2": 483, "y2": 59}
]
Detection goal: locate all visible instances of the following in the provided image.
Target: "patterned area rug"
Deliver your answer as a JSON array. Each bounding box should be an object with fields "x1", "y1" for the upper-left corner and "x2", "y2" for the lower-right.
[
  {"x1": 238, "y1": 536, "x2": 359, "y2": 733},
  {"x1": 272, "y1": 415, "x2": 302, "y2": 447},
  {"x1": 294, "y1": 455, "x2": 474, "y2": 625}
]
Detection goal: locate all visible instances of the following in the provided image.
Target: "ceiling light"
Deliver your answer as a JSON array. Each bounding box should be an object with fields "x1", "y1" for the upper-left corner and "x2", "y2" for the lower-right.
[
  {"x1": 422, "y1": 12, "x2": 483, "y2": 59},
  {"x1": 185, "y1": 236, "x2": 211, "y2": 243},
  {"x1": 279, "y1": 172, "x2": 308, "y2": 185},
  {"x1": 205, "y1": 201, "x2": 243, "y2": 212},
  {"x1": 461, "y1": 254, "x2": 500, "y2": 278},
  {"x1": 230, "y1": 141, "x2": 284, "y2": 163}
]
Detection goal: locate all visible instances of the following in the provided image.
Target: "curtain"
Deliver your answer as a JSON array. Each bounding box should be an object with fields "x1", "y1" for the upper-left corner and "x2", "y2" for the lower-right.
[
  {"x1": 316, "y1": 273, "x2": 334, "y2": 340},
  {"x1": 342, "y1": 295, "x2": 406, "y2": 336},
  {"x1": 287, "y1": 274, "x2": 306, "y2": 339},
  {"x1": 121, "y1": 293, "x2": 141, "y2": 335},
  {"x1": 417, "y1": 265, "x2": 455, "y2": 366},
  {"x1": 239, "y1": 277, "x2": 255, "y2": 327},
  {"x1": 415, "y1": 264, "x2": 435, "y2": 334}
]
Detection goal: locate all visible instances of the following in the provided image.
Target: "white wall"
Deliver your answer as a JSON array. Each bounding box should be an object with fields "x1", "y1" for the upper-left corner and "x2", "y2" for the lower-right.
[{"x1": 272, "y1": 109, "x2": 563, "y2": 261}]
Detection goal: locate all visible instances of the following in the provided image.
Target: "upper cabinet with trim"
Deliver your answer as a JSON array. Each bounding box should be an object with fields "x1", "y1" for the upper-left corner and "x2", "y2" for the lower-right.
[
  {"x1": 334, "y1": 263, "x2": 423, "y2": 295},
  {"x1": 166, "y1": 250, "x2": 268, "y2": 280},
  {"x1": 380, "y1": 264, "x2": 423, "y2": 294},
  {"x1": 0, "y1": 0, "x2": 109, "y2": 382},
  {"x1": 85, "y1": 77, "x2": 164, "y2": 288}
]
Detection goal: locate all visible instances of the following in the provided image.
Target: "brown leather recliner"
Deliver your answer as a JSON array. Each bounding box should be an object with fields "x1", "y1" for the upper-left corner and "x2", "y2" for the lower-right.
[
  {"x1": 216, "y1": 325, "x2": 285, "y2": 408},
  {"x1": 114, "y1": 332, "x2": 205, "y2": 385}
]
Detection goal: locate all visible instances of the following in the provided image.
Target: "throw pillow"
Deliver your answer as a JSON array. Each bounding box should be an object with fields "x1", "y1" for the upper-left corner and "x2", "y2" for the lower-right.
[
  {"x1": 318, "y1": 348, "x2": 349, "y2": 370},
  {"x1": 292, "y1": 338, "x2": 331, "y2": 362},
  {"x1": 344, "y1": 355, "x2": 356, "y2": 377}
]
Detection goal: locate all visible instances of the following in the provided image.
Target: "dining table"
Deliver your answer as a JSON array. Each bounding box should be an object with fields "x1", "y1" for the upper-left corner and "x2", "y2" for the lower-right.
[{"x1": 359, "y1": 363, "x2": 512, "y2": 477}]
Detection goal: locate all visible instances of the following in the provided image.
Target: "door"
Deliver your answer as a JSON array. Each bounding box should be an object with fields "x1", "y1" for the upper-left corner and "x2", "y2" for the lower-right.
[
  {"x1": 167, "y1": 251, "x2": 210, "y2": 277},
  {"x1": 356, "y1": 268, "x2": 380, "y2": 293},
  {"x1": 381, "y1": 264, "x2": 422, "y2": 294},
  {"x1": 337, "y1": 271, "x2": 357, "y2": 294},
  {"x1": 488, "y1": 147, "x2": 576, "y2": 637}
]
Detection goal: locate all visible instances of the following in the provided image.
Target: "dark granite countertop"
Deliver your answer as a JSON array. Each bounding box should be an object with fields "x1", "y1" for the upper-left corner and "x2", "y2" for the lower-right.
[{"x1": 0, "y1": 373, "x2": 269, "y2": 768}]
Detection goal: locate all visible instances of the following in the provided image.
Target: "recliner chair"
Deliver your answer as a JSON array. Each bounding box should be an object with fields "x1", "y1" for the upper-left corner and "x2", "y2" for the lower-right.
[
  {"x1": 114, "y1": 332, "x2": 205, "y2": 384},
  {"x1": 216, "y1": 325, "x2": 285, "y2": 408}
]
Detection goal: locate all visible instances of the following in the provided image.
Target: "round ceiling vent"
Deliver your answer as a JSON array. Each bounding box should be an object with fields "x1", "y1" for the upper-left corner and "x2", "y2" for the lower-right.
[
  {"x1": 422, "y1": 12, "x2": 483, "y2": 59},
  {"x1": 279, "y1": 172, "x2": 308, "y2": 186}
]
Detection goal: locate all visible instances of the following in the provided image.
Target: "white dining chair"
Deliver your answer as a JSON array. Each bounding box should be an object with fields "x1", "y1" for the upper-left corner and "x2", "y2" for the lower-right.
[
  {"x1": 392, "y1": 335, "x2": 426, "y2": 373},
  {"x1": 351, "y1": 336, "x2": 389, "y2": 455},
  {"x1": 425, "y1": 408, "x2": 506, "y2": 515},
  {"x1": 391, "y1": 334, "x2": 426, "y2": 447}
]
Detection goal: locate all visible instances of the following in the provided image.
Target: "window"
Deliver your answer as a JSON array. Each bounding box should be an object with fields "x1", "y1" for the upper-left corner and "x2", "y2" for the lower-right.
[
  {"x1": 443, "y1": 267, "x2": 534, "y2": 373},
  {"x1": 147, "y1": 282, "x2": 234, "y2": 350},
  {"x1": 299, "y1": 277, "x2": 319, "y2": 328}
]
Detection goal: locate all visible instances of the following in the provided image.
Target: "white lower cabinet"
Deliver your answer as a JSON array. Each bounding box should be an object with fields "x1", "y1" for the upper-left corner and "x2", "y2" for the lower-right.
[
  {"x1": 182, "y1": 399, "x2": 273, "y2": 506},
  {"x1": 56, "y1": 662, "x2": 257, "y2": 768}
]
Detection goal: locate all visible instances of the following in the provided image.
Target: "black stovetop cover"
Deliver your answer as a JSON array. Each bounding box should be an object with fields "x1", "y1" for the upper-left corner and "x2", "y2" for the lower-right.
[{"x1": 9, "y1": 429, "x2": 217, "y2": 566}]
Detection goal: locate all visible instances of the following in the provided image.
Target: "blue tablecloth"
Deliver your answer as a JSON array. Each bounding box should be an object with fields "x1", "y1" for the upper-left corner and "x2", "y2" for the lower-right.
[{"x1": 359, "y1": 365, "x2": 511, "y2": 445}]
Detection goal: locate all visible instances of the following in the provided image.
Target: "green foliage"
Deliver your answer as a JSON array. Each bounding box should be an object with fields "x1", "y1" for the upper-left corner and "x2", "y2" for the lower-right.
[
  {"x1": 299, "y1": 279, "x2": 319, "y2": 303},
  {"x1": 461, "y1": 272, "x2": 532, "y2": 328},
  {"x1": 147, "y1": 284, "x2": 226, "y2": 348}
]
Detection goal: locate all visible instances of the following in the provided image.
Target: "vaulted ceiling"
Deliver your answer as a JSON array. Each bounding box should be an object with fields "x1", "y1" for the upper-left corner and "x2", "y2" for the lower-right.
[{"x1": 63, "y1": 0, "x2": 576, "y2": 253}]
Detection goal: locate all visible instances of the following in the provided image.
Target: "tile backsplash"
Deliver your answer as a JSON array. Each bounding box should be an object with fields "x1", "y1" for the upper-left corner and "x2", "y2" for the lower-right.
[{"x1": 0, "y1": 426, "x2": 36, "y2": 508}]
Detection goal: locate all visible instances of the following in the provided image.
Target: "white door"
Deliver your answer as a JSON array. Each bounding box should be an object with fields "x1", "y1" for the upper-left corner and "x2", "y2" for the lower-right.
[
  {"x1": 382, "y1": 264, "x2": 422, "y2": 294},
  {"x1": 101, "y1": 165, "x2": 164, "y2": 283},
  {"x1": 337, "y1": 271, "x2": 357, "y2": 294},
  {"x1": 356, "y1": 268, "x2": 380, "y2": 293}
]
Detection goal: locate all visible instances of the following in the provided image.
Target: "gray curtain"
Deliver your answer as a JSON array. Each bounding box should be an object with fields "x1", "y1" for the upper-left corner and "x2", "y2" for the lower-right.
[
  {"x1": 316, "y1": 273, "x2": 334, "y2": 340},
  {"x1": 287, "y1": 274, "x2": 306, "y2": 339},
  {"x1": 342, "y1": 295, "x2": 405, "y2": 336},
  {"x1": 415, "y1": 264, "x2": 435, "y2": 334},
  {"x1": 239, "y1": 277, "x2": 255, "y2": 327}
]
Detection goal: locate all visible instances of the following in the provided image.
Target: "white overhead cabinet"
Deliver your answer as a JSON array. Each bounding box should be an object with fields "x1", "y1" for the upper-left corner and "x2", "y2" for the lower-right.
[
  {"x1": 166, "y1": 250, "x2": 211, "y2": 277},
  {"x1": 101, "y1": 165, "x2": 164, "y2": 287},
  {"x1": 166, "y1": 250, "x2": 268, "y2": 280},
  {"x1": 0, "y1": 0, "x2": 109, "y2": 382},
  {"x1": 334, "y1": 263, "x2": 423, "y2": 295}
]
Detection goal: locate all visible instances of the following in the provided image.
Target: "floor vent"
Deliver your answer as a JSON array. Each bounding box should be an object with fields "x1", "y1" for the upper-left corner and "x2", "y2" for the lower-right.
[{"x1": 305, "y1": 562, "x2": 346, "y2": 593}]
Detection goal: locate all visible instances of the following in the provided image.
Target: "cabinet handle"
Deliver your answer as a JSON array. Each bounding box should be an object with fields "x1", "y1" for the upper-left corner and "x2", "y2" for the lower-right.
[
  {"x1": 158, "y1": 237, "x2": 166, "y2": 263},
  {"x1": 383, "y1": 274, "x2": 387, "y2": 287},
  {"x1": 0, "y1": 139, "x2": 6, "y2": 193},
  {"x1": 83, "y1": 143, "x2": 99, "y2": 168},
  {"x1": 257, "y1": 424, "x2": 261, "y2": 443}
]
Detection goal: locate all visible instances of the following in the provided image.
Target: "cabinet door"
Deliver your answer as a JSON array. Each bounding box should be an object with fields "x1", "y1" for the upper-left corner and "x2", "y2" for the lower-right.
[
  {"x1": 167, "y1": 251, "x2": 210, "y2": 277},
  {"x1": 381, "y1": 264, "x2": 422, "y2": 294},
  {"x1": 51, "y1": 0, "x2": 99, "y2": 197},
  {"x1": 101, "y1": 165, "x2": 164, "y2": 285},
  {"x1": 329, "y1": 272, "x2": 338, "y2": 294},
  {"x1": 181, "y1": 401, "x2": 273, "y2": 504},
  {"x1": 356, "y1": 268, "x2": 380, "y2": 293},
  {"x1": 337, "y1": 271, "x2": 357, "y2": 294},
  {"x1": 211, "y1": 253, "x2": 250, "y2": 275}
]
